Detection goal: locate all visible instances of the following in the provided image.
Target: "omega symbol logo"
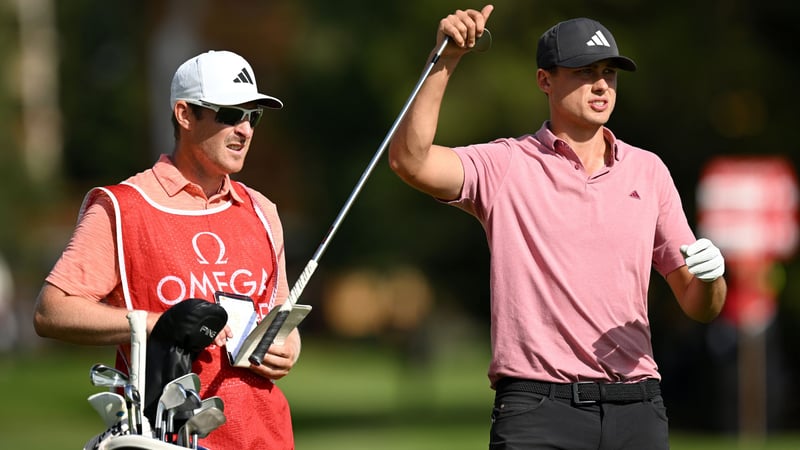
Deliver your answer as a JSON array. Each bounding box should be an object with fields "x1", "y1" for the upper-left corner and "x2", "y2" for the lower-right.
[
  {"x1": 193, "y1": 232, "x2": 228, "y2": 265},
  {"x1": 155, "y1": 231, "x2": 269, "y2": 306}
]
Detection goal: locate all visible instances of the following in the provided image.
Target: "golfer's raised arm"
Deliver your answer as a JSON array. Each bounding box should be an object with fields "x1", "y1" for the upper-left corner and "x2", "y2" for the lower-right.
[{"x1": 389, "y1": 5, "x2": 493, "y2": 201}]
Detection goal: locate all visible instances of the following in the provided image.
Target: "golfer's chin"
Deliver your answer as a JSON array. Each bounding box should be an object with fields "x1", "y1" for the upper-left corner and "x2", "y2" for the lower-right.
[{"x1": 223, "y1": 151, "x2": 248, "y2": 173}]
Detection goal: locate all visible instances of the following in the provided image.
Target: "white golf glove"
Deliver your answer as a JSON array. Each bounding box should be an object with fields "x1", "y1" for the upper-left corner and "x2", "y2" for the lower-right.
[{"x1": 680, "y1": 238, "x2": 725, "y2": 282}]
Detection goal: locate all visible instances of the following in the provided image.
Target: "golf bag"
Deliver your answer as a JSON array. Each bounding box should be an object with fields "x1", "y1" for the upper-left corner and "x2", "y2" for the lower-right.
[{"x1": 85, "y1": 300, "x2": 229, "y2": 450}]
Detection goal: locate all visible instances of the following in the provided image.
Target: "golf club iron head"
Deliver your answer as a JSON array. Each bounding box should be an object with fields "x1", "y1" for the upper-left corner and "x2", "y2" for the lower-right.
[
  {"x1": 155, "y1": 382, "x2": 188, "y2": 440},
  {"x1": 195, "y1": 396, "x2": 224, "y2": 414},
  {"x1": 178, "y1": 389, "x2": 203, "y2": 413},
  {"x1": 148, "y1": 372, "x2": 201, "y2": 431},
  {"x1": 165, "y1": 387, "x2": 203, "y2": 441},
  {"x1": 90, "y1": 363, "x2": 129, "y2": 388},
  {"x1": 177, "y1": 406, "x2": 226, "y2": 447}
]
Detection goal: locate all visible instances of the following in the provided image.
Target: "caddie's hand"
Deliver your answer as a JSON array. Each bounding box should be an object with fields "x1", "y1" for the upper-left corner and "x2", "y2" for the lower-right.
[
  {"x1": 250, "y1": 342, "x2": 297, "y2": 381},
  {"x1": 681, "y1": 238, "x2": 725, "y2": 282},
  {"x1": 437, "y1": 5, "x2": 494, "y2": 55},
  {"x1": 214, "y1": 325, "x2": 233, "y2": 348}
]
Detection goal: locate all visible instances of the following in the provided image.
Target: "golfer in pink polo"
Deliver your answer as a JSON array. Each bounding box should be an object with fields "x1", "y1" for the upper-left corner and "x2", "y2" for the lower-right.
[{"x1": 389, "y1": 5, "x2": 727, "y2": 449}]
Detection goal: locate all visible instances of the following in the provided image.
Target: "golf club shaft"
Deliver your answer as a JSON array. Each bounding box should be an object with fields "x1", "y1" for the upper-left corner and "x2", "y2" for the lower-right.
[
  {"x1": 249, "y1": 33, "x2": 483, "y2": 365},
  {"x1": 127, "y1": 310, "x2": 147, "y2": 434},
  {"x1": 309, "y1": 39, "x2": 452, "y2": 265}
]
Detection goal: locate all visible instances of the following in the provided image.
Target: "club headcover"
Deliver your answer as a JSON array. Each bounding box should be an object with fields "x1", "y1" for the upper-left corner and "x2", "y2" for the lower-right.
[{"x1": 143, "y1": 299, "x2": 227, "y2": 423}]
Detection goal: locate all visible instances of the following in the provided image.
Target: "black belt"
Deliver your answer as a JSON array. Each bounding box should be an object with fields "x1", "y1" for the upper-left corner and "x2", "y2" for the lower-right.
[{"x1": 496, "y1": 378, "x2": 661, "y2": 405}]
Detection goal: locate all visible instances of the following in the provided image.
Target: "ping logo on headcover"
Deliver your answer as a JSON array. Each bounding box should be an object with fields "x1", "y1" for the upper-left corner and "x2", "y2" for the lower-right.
[
  {"x1": 586, "y1": 30, "x2": 611, "y2": 47},
  {"x1": 199, "y1": 325, "x2": 218, "y2": 339},
  {"x1": 233, "y1": 67, "x2": 254, "y2": 84}
]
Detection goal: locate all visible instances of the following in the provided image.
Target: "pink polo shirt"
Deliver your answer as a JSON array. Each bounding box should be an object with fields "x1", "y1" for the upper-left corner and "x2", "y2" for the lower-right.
[
  {"x1": 46, "y1": 154, "x2": 289, "y2": 307},
  {"x1": 450, "y1": 122, "x2": 695, "y2": 386}
]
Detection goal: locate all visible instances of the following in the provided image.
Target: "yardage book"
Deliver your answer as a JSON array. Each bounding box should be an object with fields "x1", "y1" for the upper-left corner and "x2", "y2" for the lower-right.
[{"x1": 214, "y1": 291, "x2": 311, "y2": 367}]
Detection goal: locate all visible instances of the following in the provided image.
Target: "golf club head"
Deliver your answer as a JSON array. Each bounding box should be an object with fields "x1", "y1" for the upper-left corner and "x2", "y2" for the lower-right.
[
  {"x1": 155, "y1": 383, "x2": 188, "y2": 440},
  {"x1": 192, "y1": 406, "x2": 226, "y2": 437},
  {"x1": 161, "y1": 380, "x2": 192, "y2": 410},
  {"x1": 472, "y1": 28, "x2": 492, "y2": 53},
  {"x1": 145, "y1": 372, "x2": 201, "y2": 426},
  {"x1": 166, "y1": 387, "x2": 203, "y2": 438},
  {"x1": 195, "y1": 396, "x2": 225, "y2": 414},
  {"x1": 180, "y1": 388, "x2": 203, "y2": 412},
  {"x1": 90, "y1": 363, "x2": 129, "y2": 388},
  {"x1": 87, "y1": 392, "x2": 127, "y2": 427},
  {"x1": 180, "y1": 406, "x2": 226, "y2": 446},
  {"x1": 173, "y1": 372, "x2": 201, "y2": 392}
]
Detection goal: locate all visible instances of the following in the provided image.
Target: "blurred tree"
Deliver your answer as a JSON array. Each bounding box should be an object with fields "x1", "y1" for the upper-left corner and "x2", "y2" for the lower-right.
[
  {"x1": 57, "y1": 1, "x2": 150, "y2": 189},
  {"x1": 0, "y1": 6, "x2": 24, "y2": 255}
]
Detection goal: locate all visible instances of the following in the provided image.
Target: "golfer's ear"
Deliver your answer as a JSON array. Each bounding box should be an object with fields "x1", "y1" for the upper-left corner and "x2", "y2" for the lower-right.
[
  {"x1": 536, "y1": 68, "x2": 551, "y2": 94},
  {"x1": 174, "y1": 101, "x2": 193, "y2": 129}
]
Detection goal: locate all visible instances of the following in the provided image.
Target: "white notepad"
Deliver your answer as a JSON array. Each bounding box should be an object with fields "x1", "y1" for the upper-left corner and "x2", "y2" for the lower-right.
[{"x1": 214, "y1": 291, "x2": 312, "y2": 367}]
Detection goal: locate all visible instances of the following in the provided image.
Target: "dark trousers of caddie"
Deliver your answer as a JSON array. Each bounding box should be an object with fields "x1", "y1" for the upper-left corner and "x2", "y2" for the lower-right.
[{"x1": 489, "y1": 378, "x2": 669, "y2": 450}]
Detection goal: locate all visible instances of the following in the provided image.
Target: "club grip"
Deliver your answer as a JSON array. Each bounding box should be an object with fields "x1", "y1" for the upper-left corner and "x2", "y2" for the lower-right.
[
  {"x1": 127, "y1": 310, "x2": 148, "y2": 398},
  {"x1": 248, "y1": 310, "x2": 290, "y2": 366}
]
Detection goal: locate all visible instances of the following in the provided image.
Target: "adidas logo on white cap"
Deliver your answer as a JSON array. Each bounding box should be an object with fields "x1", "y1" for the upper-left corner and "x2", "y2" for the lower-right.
[{"x1": 233, "y1": 68, "x2": 254, "y2": 85}]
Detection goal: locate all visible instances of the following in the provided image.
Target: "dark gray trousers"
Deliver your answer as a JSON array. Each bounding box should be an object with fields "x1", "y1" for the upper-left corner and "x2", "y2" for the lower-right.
[{"x1": 489, "y1": 388, "x2": 669, "y2": 449}]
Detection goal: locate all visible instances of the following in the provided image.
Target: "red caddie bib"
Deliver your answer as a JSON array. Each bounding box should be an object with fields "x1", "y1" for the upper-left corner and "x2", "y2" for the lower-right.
[{"x1": 94, "y1": 181, "x2": 293, "y2": 449}]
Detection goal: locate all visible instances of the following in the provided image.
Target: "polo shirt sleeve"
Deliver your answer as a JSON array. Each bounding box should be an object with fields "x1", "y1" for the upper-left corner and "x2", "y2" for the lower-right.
[
  {"x1": 446, "y1": 139, "x2": 514, "y2": 220},
  {"x1": 652, "y1": 161, "x2": 696, "y2": 277},
  {"x1": 45, "y1": 191, "x2": 119, "y2": 301}
]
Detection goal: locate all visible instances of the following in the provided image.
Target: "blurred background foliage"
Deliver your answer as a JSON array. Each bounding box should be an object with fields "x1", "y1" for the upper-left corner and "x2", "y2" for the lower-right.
[{"x1": 2, "y1": 0, "x2": 800, "y2": 444}]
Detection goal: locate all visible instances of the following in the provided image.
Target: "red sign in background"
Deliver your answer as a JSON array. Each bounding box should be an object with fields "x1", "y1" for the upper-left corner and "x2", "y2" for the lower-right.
[{"x1": 696, "y1": 156, "x2": 798, "y2": 329}]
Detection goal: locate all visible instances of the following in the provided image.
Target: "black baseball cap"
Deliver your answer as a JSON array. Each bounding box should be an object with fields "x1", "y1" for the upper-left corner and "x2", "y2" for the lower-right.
[{"x1": 536, "y1": 18, "x2": 636, "y2": 71}]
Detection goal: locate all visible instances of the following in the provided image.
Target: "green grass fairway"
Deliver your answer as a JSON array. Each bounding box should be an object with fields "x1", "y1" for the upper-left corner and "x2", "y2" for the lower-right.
[{"x1": 1, "y1": 339, "x2": 797, "y2": 449}]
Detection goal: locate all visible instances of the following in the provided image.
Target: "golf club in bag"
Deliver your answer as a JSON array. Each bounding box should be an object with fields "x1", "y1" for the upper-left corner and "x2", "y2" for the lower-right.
[
  {"x1": 84, "y1": 302, "x2": 228, "y2": 449},
  {"x1": 247, "y1": 30, "x2": 493, "y2": 366}
]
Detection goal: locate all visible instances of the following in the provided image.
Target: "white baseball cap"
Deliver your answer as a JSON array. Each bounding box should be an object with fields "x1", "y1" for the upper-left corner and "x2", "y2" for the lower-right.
[{"x1": 169, "y1": 50, "x2": 283, "y2": 109}]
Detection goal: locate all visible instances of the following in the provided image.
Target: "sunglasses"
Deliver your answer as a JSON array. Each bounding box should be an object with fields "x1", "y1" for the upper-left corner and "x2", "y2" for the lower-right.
[{"x1": 189, "y1": 101, "x2": 264, "y2": 128}]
